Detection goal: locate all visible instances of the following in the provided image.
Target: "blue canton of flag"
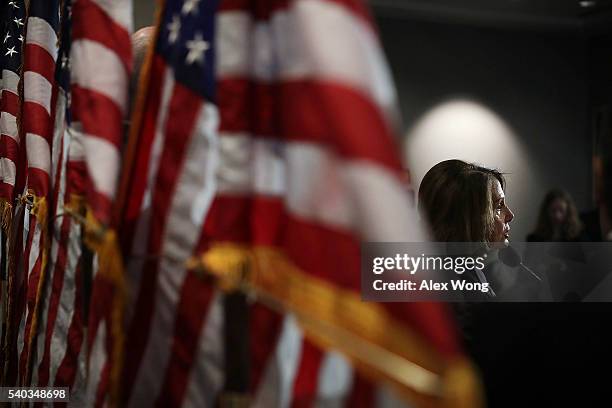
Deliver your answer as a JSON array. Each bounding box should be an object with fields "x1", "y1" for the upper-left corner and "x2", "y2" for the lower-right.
[
  {"x1": 0, "y1": 0, "x2": 26, "y2": 197},
  {"x1": 1, "y1": 0, "x2": 26, "y2": 73},
  {"x1": 158, "y1": 0, "x2": 218, "y2": 102}
]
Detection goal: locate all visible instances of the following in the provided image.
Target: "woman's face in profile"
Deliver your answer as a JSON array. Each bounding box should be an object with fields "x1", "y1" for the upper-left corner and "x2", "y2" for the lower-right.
[{"x1": 490, "y1": 179, "x2": 514, "y2": 246}]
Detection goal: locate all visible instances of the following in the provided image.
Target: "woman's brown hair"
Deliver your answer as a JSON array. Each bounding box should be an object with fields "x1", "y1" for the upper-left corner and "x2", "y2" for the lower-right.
[{"x1": 418, "y1": 159, "x2": 506, "y2": 242}]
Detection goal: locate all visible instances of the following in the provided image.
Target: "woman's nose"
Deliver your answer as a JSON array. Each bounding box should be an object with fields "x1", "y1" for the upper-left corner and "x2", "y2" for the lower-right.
[{"x1": 506, "y1": 207, "x2": 515, "y2": 223}]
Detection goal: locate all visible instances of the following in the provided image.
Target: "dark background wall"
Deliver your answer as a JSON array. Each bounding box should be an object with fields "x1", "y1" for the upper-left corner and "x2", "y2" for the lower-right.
[{"x1": 134, "y1": 0, "x2": 155, "y2": 30}]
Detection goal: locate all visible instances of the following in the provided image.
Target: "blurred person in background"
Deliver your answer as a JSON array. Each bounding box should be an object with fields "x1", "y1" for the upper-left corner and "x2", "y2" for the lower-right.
[
  {"x1": 524, "y1": 189, "x2": 587, "y2": 301},
  {"x1": 527, "y1": 189, "x2": 586, "y2": 242}
]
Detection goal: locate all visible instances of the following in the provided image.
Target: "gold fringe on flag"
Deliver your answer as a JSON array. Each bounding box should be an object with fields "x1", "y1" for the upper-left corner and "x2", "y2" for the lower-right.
[
  {"x1": 189, "y1": 243, "x2": 484, "y2": 408},
  {"x1": 0, "y1": 199, "x2": 8, "y2": 386},
  {"x1": 1, "y1": 198, "x2": 25, "y2": 384},
  {"x1": 80, "y1": 207, "x2": 126, "y2": 408},
  {"x1": 21, "y1": 191, "x2": 50, "y2": 386},
  {"x1": 0, "y1": 199, "x2": 13, "y2": 233},
  {"x1": 29, "y1": 192, "x2": 48, "y2": 226},
  {"x1": 65, "y1": 196, "x2": 126, "y2": 407}
]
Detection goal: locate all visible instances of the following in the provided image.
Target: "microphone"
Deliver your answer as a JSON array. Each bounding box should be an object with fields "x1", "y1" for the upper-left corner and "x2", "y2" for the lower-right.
[{"x1": 499, "y1": 246, "x2": 542, "y2": 281}]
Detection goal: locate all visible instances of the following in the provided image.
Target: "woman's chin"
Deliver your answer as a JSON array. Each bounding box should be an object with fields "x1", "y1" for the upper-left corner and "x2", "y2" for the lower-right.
[{"x1": 490, "y1": 239, "x2": 510, "y2": 249}]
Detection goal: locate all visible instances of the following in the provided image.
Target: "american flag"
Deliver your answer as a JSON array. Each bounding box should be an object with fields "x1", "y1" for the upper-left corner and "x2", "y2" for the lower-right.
[
  {"x1": 31, "y1": 0, "x2": 90, "y2": 397},
  {"x1": 71, "y1": 0, "x2": 133, "y2": 226},
  {"x1": 16, "y1": 0, "x2": 61, "y2": 386},
  {"x1": 116, "y1": 0, "x2": 222, "y2": 405},
  {"x1": 0, "y1": 0, "x2": 26, "y2": 386},
  {"x1": 117, "y1": 0, "x2": 472, "y2": 407},
  {"x1": 69, "y1": 0, "x2": 133, "y2": 405},
  {"x1": 202, "y1": 0, "x2": 465, "y2": 405}
]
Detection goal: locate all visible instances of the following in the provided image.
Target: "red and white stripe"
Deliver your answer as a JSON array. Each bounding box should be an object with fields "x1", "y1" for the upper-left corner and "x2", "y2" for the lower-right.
[
  {"x1": 121, "y1": 74, "x2": 223, "y2": 406},
  {"x1": 0, "y1": 69, "x2": 20, "y2": 199},
  {"x1": 82, "y1": 255, "x2": 108, "y2": 407},
  {"x1": 32, "y1": 90, "x2": 88, "y2": 397},
  {"x1": 31, "y1": 92, "x2": 72, "y2": 388},
  {"x1": 23, "y1": 15, "x2": 59, "y2": 196},
  {"x1": 70, "y1": 0, "x2": 132, "y2": 224}
]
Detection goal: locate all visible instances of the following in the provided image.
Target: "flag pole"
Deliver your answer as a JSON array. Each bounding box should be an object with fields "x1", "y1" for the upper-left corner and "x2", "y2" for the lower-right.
[{"x1": 219, "y1": 290, "x2": 251, "y2": 408}]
